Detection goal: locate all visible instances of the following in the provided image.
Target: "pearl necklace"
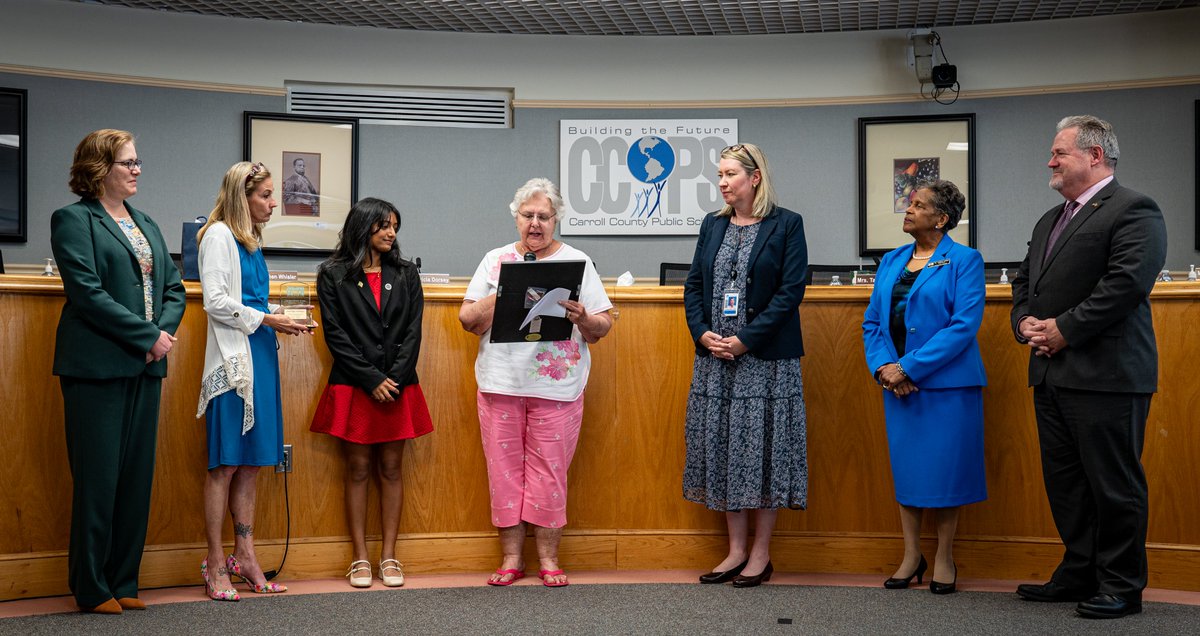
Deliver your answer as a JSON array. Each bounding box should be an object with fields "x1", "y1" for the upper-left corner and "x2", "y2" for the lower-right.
[{"x1": 911, "y1": 252, "x2": 933, "y2": 260}]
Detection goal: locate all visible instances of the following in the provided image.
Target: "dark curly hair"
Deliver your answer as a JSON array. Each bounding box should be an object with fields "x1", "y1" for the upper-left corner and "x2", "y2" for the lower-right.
[{"x1": 918, "y1": 179, "x2": 966, "y2": 233}]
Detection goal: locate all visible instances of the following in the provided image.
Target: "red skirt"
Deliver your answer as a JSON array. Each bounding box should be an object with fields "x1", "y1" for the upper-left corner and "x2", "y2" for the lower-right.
[{"x1": 310, "y1": 383, "x2": 434, "y2": 444}]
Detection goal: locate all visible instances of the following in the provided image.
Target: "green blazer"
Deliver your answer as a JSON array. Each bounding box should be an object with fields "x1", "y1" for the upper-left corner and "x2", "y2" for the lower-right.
[{"x1": 51, "y1": 198, "x2": 187, "y2": 379}]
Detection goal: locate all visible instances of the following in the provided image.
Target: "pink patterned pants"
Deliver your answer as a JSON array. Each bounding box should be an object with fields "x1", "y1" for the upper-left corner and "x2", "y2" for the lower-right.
[{"x1": 477, "y1": 391, "x2": 584, "y2": 529}]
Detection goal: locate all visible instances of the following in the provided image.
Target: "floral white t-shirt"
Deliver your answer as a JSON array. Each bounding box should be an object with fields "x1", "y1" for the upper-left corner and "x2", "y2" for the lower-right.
[{"x1": 464, "y1": 242, "x2": 613, "y2": 401}]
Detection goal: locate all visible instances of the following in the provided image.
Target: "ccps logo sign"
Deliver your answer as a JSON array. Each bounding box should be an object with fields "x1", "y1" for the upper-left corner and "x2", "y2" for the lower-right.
[{"x1": 559, "y1": 119, "x2": 737, "y2": 235}]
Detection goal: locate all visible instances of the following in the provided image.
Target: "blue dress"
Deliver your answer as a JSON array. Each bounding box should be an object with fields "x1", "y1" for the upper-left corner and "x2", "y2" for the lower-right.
[{"x1": 206, "y1": 243, "x2": 284, "y2": 469}]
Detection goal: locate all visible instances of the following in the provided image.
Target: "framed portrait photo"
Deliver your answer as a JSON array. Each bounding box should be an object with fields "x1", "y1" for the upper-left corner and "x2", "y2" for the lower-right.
[
  {"x1": 858, "y1": 113, "x2": 976, "y2": 256},
  {"x1": 243, "y1": 111, "x2": 358, "y2": 255},
  {"x1": 0, "y1": 88, "x2": 28, "y2": 242}
]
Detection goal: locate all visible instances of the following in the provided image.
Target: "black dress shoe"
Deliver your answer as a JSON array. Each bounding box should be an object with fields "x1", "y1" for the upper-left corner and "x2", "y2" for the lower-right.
[
  {"x1": 883, "y1": 555, "x2": 927, "y2": 589},
  {"x1": 699, "y1": 559, "x2": 748, "y2": 584},
  {"x1": 929, "y1": 563, "x2": 957, "y2": 595},
  {"x1": 1076, "y1": 593, "x2": 1142, "y2": 619},
  {"x1": 731, "y1": 561, "x2": 773, "y2": 588},
  {"x1": 1015, "y1": 580, "x2": 1094, "y2": 602}
]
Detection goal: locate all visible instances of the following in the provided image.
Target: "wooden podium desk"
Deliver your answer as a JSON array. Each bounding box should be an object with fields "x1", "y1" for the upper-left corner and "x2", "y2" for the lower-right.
[{"x1": 1, "y1": 276, "x2": 1198, "y2": 599}]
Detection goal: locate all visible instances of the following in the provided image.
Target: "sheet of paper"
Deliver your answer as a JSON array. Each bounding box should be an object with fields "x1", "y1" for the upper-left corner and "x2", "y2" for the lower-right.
[{"x1": 519, "y1": 287, "x2": 572, "y2": 330}]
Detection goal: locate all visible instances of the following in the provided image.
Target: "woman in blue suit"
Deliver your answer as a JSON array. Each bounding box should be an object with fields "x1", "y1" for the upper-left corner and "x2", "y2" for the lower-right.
[{"x1": 862, "y1": 180, "x2": 986, "y2": 595}]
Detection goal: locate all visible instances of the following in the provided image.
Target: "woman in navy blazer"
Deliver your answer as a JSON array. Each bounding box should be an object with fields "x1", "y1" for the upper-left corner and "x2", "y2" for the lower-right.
[
  {"x1": 683, "y1": 143, "x2": 808, "y2": 588},
  {"x1": 310, "y1": 197, "x2": 432, "y2": 589},
  {"x1": 862, "y1": 180, "x2": 987, "y2": 595}
]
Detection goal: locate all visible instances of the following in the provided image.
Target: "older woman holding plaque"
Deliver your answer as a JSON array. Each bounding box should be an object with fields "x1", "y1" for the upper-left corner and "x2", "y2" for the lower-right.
[
  {"x1": 51, "y1": 129, "x2": 187, "y2": 614},
  {"x1": 862, "y1": 179, "x2": 987, "y2": 595},
  {"x1": 459, "y1": 177, "x2": 613, "y2": 587},
  {"x1": 683, "y1": 143, "x2": 809, "y2": 589},
  {"x1": 196, "y1": 162, "x2": 312, "y2": 601}
]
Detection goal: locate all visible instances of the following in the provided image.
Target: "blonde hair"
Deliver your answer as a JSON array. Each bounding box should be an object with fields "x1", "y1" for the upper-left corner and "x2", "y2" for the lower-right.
[
  {"x1": 716, "y1": 142, "x2": 778, "y2": 219},
  {"x1": 197, "y1": 162, "x2": 271, "y2": 251},
  {"x1": 69, "y1": 129, "x2": 134, "y2": 199}
]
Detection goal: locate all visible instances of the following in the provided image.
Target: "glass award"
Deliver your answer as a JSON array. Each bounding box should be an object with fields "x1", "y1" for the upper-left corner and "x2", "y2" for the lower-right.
[{"x1": 279, "y1": 282, "x2": 313, "y2": 326}]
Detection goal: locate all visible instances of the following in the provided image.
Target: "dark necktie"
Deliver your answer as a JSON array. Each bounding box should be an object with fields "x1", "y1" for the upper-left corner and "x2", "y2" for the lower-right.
[{"x1": 1044, "y1": 200, "x2": 1080, "y2": 260}]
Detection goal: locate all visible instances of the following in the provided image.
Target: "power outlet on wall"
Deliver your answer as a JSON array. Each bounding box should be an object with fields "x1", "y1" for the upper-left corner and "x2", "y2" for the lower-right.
[{"x1": 276, "y1": 444, "x2": 293, "y2": 473}]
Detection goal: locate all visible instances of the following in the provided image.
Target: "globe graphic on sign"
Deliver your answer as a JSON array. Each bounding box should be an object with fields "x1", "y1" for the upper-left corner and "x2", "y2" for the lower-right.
[{"x1": 626, "y1": 136, "x2": 676, "y2": 185}]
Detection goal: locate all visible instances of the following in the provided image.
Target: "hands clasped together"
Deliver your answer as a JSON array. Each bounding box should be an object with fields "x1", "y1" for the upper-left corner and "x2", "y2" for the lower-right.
[
  {"x1": 877, "y1": 363, "x2": 919, "y2": 398},
  {"x1": 145, "y1": 330, "x2": 178, "y2": 364},
  {"x1": 1019, "y1": 316, "x2": 1066, "y2": 357},
  {"x1": 699, "y1": 330, "x2": 749, "y2": 361}
]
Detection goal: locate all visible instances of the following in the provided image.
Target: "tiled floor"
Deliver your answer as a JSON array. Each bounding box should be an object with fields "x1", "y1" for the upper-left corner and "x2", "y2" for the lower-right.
[{"x1": 3, "y1": 571, "x2": 1197, "y2": 618}]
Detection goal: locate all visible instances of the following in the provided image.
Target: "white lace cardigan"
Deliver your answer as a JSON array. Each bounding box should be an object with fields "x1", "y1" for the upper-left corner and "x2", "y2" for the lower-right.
[{"x1": 195, "y1": 222, "x2": 278, "y2": 434}]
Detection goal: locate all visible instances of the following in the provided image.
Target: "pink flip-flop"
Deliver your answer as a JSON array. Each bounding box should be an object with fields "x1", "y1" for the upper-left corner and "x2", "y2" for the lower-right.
[
  {"x1": 487, "y1": 568, "x2": 526, "y2": 586},
  {"x1": 539, "y1": 569, "x2": 569, "y2": 587}
]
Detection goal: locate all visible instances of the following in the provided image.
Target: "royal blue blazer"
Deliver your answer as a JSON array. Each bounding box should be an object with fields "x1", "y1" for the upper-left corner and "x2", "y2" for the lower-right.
[{"x1": 862, "y1": 234, "x2": 986, "y2": 388}]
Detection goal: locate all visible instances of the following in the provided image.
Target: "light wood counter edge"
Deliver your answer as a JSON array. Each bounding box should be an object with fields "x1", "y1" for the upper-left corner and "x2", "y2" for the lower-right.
[{"x1": 7, "y1": 275, "x2": 1200, "y2": 302}]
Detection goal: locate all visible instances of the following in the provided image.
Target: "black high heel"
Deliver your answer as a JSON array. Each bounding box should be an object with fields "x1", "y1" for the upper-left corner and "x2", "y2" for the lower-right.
[
  {"x1": 731, "y1": 561, "x2": 773, "y2": 588},
  {"x1": 883, "y1": 555, "x2": 927, "y2": 589},
  {"x1": 930, "y1": 562, "x2": 957, "y2": 595},
  {"x1": 699, "y1": 559, "x2": 748, "y2": 584}
]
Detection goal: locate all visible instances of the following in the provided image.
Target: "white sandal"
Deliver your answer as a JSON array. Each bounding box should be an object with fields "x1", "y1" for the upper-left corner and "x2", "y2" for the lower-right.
[
  {"x1": 347, "y1": 560, "x2": 372, "y2": 588},
  {"x1": 379, "y1": 559, "x2": 405, "y2": 587}
]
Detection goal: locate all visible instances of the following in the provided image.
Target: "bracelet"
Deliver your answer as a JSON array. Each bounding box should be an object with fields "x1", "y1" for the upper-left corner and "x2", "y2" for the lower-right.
[{"x1": 894, "y1": 362, "x2": 908, "y2": 378}]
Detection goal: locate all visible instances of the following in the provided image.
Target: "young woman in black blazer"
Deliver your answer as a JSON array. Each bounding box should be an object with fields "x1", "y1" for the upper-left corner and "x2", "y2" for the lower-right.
[{"x1": 310, "y1": 198, "x2": 433, "y2": 588}]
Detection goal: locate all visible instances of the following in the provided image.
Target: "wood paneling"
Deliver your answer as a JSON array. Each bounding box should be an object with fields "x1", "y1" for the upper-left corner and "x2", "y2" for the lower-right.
[{"x1": 2, "y1": 275, "x2": 1198, "y2": 599}]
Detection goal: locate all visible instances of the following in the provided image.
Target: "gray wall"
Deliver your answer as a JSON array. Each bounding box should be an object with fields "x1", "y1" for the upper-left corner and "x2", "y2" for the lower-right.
[{"x1": 3, "y1": 71, "x2": 1197, "y2": 277}]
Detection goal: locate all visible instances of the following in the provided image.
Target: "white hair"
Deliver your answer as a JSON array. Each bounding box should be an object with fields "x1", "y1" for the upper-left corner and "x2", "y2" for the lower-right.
[{"x1": 508, "y1": 177, "x2": 564, "y2": 218}]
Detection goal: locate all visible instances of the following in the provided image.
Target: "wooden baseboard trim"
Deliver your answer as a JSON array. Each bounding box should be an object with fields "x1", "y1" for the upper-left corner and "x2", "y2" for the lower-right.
[{"x1": 4, "y1": 532, "x2": 1197, "y2": 600}]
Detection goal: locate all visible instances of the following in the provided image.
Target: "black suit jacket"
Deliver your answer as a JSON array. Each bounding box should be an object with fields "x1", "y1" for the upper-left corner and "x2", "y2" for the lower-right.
[
  {"x1": 51, "y1": 198, "x2": 187, "y2": 379},
  {"x1": 316, "y1": 259, "x2": 423, "y2": 393},
  {"x1": 684, "y1": 206, "x2": 808, "y2": 360},
  {"x1": 1010, "y1": 179, "x2": 1166, "y2": 393}
]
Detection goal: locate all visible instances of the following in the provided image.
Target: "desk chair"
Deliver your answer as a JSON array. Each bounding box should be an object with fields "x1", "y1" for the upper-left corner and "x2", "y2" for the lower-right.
[{"x1": 659, "y1": 262, "x2": 690, "y2": 285}]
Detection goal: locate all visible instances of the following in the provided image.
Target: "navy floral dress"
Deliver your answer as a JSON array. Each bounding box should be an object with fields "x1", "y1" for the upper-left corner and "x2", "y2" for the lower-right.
[{"x1": 683, "y1": 223, "x2": 809, "y2": 511}]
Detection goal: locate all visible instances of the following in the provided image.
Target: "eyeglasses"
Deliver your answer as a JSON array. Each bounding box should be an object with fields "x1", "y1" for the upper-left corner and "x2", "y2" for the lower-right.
[
  {"x1": 246, "y1": 162, "x2": 265, "y2": 183},
  {"x1": 722, "y1": 144, "x2": 758, "y2": 168},
  {"x1": 113, "y1": 159, "x2": 143, "y2": 171},
  {"x1": 518, "y1": 212, "x2": 556, "y2": 223}
]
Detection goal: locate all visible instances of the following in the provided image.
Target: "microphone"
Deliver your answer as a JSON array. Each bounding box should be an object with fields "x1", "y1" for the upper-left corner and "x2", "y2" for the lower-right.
[
  {"x1": 524, "y1": 251, "x2": 536, "y2": 262},
  {"x1": 414, "y1": 256, "x2": 422, "y2": 272}
]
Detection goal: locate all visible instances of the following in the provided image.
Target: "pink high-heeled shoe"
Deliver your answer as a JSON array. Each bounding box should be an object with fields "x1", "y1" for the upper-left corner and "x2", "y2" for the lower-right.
[
  {"x1": 201, "y1": 558, "x2": 240, "y2": 601},
  {"x1": 226, "y1": 554, "x2": 288, "y2": 593}
]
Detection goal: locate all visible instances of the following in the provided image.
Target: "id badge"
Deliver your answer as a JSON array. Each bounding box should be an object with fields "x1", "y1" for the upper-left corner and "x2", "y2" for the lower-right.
[{"x1": 722, "y1": 291, "x2": 740, "y2": 317}]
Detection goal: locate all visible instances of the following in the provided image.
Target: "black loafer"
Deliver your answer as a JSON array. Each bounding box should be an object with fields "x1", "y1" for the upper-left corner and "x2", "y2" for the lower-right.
[
  {"x1": 1077, "y1": 593, "x2": 1142, "y2": 619},
  {"x1": 1015, "y1": 580, "x2": 1094, "y2": 602},
  {"x1": 699, "y1": 559, "x2": 747, "y2": 584}
]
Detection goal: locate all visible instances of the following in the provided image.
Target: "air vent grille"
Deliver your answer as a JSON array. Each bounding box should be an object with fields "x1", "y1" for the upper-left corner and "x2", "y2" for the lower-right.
[{"x1": 287, "y1": 84, "x2": 511, "y2": 128}]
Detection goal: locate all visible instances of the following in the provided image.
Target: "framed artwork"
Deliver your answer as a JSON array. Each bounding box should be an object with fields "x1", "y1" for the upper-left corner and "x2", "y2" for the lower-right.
[
  {"x1": 243, "y1": 111, "x2": 358, "y2": 255},
  {"x1": 858, "y1": 113, "x2": 976, "y2": 256},
  {"x1": 0, "y1": 88, "x2": 28, "y2": 242}
]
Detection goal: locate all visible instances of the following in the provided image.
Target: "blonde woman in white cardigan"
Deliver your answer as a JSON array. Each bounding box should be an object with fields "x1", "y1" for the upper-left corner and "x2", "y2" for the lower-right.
[{"x1": 195, "y1": 162, "x2": 312, "y2": 601}]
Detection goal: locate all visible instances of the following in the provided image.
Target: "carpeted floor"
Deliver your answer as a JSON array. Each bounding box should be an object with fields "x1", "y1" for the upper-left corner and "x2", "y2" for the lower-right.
[{"x1": 3, "y1": 584, "x2": 1197, "y2": 635}]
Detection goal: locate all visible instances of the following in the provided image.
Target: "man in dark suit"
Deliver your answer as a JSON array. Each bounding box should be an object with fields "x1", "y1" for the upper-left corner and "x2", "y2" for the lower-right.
[{"x1": 1010, "y1": 115, "x2": 1166, "y2": 619}]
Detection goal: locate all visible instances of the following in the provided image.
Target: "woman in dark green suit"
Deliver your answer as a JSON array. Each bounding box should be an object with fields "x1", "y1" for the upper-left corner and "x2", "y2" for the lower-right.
[{"x1": 50, "y1": 129, "x2": 187, "y2": 614}]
